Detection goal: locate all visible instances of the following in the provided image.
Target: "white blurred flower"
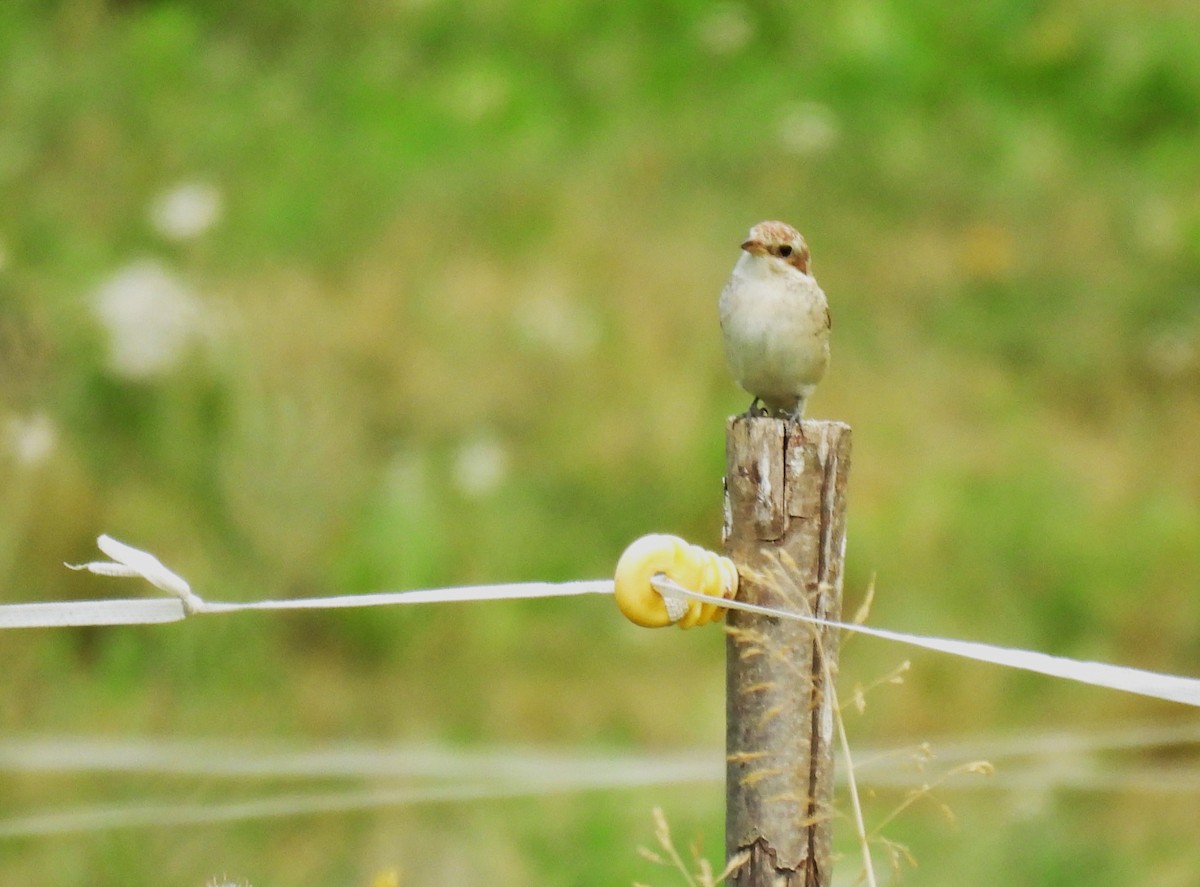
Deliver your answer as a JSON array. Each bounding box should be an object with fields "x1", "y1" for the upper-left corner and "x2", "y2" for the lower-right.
[
  {"x1": 91, "y1": 259, "x2": 206, "y2": 379},
  {"x1": 778, "y1": 101, "x2": 840, "y2": 156},
  {"x1": 4, "y1": 411, "x2": 57, "y2": 466},
  {"x1": 513, "y1": 294, "x2": 600, "y2": 359},
  {"x1": 451, "y1": 435, "x2": 509, "y2": 499},
  {"x1": 696, "y1": 4, "x2": 754, "y2": 56},
  {"x1": 149, "y1": 180, "x2": 223, "y2": 241}
]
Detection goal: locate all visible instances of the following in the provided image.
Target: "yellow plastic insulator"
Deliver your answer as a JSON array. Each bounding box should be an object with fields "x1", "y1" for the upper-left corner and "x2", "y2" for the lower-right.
[{"x1": 614, "y1": 534, "x2": 739, "y2": 628}]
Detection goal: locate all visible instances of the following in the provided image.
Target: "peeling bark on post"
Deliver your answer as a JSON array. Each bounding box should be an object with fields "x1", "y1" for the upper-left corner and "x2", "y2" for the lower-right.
[{"x1": 723, "y1": 417, "x2": 852, "y2": 887}]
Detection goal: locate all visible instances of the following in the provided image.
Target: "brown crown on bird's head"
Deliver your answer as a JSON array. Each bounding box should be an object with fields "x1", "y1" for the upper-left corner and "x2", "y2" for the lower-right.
[{"x1": 741, "y1": 220, "x2": 811, "y2": 274}]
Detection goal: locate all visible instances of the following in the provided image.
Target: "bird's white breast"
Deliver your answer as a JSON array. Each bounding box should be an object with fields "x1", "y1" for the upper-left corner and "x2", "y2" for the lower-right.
[{"x1": 719, "y1": 254, "x2": 830, "y2": 404}]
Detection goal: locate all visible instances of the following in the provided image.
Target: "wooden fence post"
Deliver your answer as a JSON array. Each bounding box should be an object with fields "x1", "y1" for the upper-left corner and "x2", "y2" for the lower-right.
[{"x1": 723, "y1": 417, "x2": 852, "y2": 887}]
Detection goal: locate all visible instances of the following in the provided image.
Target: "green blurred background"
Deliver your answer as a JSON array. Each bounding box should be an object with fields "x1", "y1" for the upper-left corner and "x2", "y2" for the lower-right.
[{"x1": 2, "y1": 0, "x2": 1199, "y2": 884}]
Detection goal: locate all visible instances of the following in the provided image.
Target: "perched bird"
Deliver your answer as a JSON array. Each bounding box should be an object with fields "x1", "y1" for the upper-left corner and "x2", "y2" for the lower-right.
[{"x1": 719, "y1": 220, "x2": 831, "y2": 421}]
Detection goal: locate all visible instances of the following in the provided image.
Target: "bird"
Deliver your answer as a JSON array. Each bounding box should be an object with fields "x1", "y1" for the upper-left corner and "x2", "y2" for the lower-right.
[{"x1": 719, "y1": 220, "x2": 831, "y2": 422}]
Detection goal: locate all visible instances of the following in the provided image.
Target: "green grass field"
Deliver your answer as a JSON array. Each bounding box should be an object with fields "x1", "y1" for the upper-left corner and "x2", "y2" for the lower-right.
[{"x1": 2, "y1": 1, "x2": 1199, "y2": 884}]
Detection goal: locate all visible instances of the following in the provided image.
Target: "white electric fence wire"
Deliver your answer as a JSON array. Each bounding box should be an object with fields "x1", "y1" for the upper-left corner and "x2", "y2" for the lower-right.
[
  {"x1": 0, "y1": 535, "x2": 606, "y2": 628},
  {"x1": 3, "y1": 539, "x2": 1197, "y2": 844},
  {"x1": 0, "y1": 781, "x2": 668, "y2": 839},
  {"x1": 0, "y1": 738, "x2": 717, "y2": 781},
  {"x1": 2, "y1": 536, "x2": 1197, "y2": 708},
  {"x1": 651, "y1": 576, "x2": 1200, "y2": 708},
  {"x1": 3, "y1": 723, "x2": 1196, "y2": 781},
  {"x1": 0, "y1": 758, "x2": 720, "y2": 840},
  {"x1": 0, "y1": 734, "x2": 1197, "y2": 838},
  {"x1": 898, "y1": 720, "x2": 1200, "y2": 762}
]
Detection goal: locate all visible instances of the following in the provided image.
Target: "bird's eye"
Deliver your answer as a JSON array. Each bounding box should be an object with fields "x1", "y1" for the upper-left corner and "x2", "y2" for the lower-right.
[{"x1": 779, "y1": 245, "x2": 793, "y2": 258}]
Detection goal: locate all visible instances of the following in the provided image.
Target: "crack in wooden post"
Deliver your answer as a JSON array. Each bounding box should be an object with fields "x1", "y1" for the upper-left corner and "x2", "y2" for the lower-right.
[{"x1": 723, "y1": 417, "x2": 852, "y2": 887}]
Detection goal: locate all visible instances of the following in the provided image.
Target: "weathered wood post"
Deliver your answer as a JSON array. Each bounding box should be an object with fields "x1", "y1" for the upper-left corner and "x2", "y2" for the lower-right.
[{"x1": 724, "y1": 417, "x2": 852, "y2": 887}]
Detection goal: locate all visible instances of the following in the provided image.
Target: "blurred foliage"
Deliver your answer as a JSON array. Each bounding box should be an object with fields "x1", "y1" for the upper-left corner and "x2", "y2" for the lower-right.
[{"x1": 1, "y1": 0, "x2": 1199, "y2": 885}]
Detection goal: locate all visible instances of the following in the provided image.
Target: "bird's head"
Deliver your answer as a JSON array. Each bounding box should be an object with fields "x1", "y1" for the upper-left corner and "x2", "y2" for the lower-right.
[{"x1": 740, "y1": 220, "x2": 811, "y2": 275}]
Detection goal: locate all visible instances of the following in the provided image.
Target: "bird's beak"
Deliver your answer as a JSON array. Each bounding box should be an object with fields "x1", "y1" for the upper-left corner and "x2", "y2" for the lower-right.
[{"x1": 740, "y1": 239, "x2": 767, "y2": 256}]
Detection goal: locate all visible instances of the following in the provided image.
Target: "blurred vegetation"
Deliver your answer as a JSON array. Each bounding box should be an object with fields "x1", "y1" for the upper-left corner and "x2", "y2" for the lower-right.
[{"x1": 2, "y1": 0, "x2": 1199, "y2": 884}]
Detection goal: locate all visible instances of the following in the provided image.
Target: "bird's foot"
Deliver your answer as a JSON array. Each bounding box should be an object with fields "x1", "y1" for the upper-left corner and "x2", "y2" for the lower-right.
[
  {"x1": 783, "y1": 407, "x2": 807, "y2": 440},
  {"x1": 742, "y1": 398, "x2": 770, "y2": 419}
]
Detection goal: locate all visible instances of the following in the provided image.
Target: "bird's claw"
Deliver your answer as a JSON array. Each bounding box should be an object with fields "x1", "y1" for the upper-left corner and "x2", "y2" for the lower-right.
[
  {"x1": 784, "y1": 409, "x2": 807, "y2": 441},
  {"x1": 743, "y1": 398, "x2": 769, "y2": 419}
]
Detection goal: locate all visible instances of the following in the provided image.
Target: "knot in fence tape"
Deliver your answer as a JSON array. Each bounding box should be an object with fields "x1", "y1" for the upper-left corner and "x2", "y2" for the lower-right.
[{"x1": 612, "y1": 534, "x2": 737, "y2": 628}]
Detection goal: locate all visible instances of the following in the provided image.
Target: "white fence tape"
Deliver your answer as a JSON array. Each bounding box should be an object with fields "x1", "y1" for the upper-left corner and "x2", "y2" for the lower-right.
[{"x1": 2, "y1": 536, "x2": 1197, "y2": 709}]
